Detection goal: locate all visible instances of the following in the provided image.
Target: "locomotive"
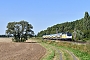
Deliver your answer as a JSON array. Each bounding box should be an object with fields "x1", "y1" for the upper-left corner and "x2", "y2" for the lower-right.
[{"x1": 42, "y1": 32, "x2": 72, "y2": 40}]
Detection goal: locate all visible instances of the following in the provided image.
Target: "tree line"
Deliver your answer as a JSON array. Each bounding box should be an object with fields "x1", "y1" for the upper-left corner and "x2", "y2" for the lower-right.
[
  {"x1": 0, "y1": 35, "x2": 12, "y2": 37},
  {"x1": 37, "y1": 12, "x2": 90, "y2": 41}
]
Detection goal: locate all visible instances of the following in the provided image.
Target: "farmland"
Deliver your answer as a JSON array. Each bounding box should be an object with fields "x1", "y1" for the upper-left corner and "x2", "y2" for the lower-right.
[
  {"x1": 0, "y1": 38, "x2": 46, "y2": 60},
  {"x1": 0, "y1": 37, "x2": 90, "y2": 60}
]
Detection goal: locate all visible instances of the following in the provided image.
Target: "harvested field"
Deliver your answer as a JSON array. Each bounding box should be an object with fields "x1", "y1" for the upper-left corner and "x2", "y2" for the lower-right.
[
  {"x1": 0, "y1": 38, "x2": 12, "y2": 42},
  {"x1": 0, "y1": 38, "x2": 46, "y2": 60}
]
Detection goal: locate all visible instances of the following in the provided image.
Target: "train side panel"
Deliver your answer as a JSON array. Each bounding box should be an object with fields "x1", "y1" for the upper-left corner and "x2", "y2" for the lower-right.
[{"x1": 42, "y1": 32, "x2": 72, "y2": 40}]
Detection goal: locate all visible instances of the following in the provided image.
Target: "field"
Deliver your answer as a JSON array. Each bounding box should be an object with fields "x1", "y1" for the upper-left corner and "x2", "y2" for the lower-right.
[
  {"x1": 0, "y1": 38, "x2": 46, "y2": 60},
  {"x1": 32, "y1": 37, "x2": 90, "y2": 60},
  {"x1": 0, "y1": 37, "x2": 90, "y2": 60}
]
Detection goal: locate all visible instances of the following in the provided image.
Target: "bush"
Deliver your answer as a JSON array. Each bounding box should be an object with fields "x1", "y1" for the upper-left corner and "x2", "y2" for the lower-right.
[
  {"x1": 21, "y1": 38, "x2": 26, "y2": 42},
  {"x1": 12, "y1": 38, "x2": 16, "y2": 42},
  {"x1": 12, "y1": 37, "x2": 26, "y2": 42}
]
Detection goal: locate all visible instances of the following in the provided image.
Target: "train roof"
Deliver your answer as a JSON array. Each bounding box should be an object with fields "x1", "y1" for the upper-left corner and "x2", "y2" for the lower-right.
[{"x1": 42, "y1": 32, "x2": 72, "y2": 36}]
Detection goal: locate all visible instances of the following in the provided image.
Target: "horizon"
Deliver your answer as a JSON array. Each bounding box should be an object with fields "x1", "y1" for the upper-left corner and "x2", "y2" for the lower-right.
[{"x1": 0, "y1": 0, "x2": 90, "y2": 35}]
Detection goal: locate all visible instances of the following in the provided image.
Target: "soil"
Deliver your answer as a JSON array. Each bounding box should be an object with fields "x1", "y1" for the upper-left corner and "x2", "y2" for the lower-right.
[{"x1": 0, "y1": 38, "x2": 46, "y2": 60}]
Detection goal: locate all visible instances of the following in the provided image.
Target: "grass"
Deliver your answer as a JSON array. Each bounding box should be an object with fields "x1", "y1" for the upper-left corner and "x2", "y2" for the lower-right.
[
  {"x1": 52, "y1": 41, "x2": 90, "y2": 60},
  {"x1": 31, "y1": 38, "x2": 55, "y2": 60},
  {"x1": 31, "y1": 38, "x2": 73, "y2": 60},
  {"x1": 30, "y1": 37, "x2": 90, "y2": 60},
  {"x1": 68, "y1": 48, "x2": 90, "y2": 60},
  {"x1": 51, "y1": 41, "x2": 90, "y2": 60},
  {"x1": 42, "y1": 50, "x2": 55, "y2": 60},
  {"x1": 55, "y1": 42, "x2": 90, "y2": 60},
  {"x1": 40, "y1": 43, "x2": 55, "y2": 60},
  {"x1": 62, "y1": 49, "x2": 73, "y2": 60},
  {"x1": 64, "y1": 51, "x2": 70, "y2": 60},
  {"x1": 31, "y1": 38, "x2": 70, "y2": 60}
]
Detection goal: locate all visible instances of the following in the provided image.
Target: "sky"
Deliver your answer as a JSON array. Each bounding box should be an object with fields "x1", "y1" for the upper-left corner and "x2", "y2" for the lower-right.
[{"x1": 0, "y1": 0, "x2": 90, "y2": 35}]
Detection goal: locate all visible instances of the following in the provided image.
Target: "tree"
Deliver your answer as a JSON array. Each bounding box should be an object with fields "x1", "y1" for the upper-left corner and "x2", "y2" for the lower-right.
[
  {"x1": 83, "y1": 12, "x2": 90, "y2": 30},
  {"x1": 72, "y1": 29, "x2": 84, "y2": 41},
  {"x1": 6, "y1": 20, "x2": 34, "y2": 42},
  {"x1": 37, "y1": 12, "x2": 90, "y2": 41}
]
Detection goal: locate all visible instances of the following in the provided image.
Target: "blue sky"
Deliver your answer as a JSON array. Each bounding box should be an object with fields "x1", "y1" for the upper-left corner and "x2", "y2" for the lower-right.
[{"x1": 0, "y1": 0, "x2": 90, "y2": 35}]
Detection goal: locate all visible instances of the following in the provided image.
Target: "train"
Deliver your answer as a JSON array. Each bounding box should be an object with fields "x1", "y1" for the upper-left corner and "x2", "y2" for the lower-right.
[{"x1": 42, "y1": 32, "x2": 72, "y2": 40}]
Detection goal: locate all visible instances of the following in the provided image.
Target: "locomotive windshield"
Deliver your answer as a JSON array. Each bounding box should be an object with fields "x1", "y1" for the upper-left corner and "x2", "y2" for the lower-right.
[{"x1": 67, "y1": 33, "x2": 72, "y2": 36}]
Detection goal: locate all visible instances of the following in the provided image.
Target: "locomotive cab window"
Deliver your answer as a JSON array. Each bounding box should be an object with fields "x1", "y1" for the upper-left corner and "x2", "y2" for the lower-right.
[{"x1": 67, "y1": 33, "x2": 72, "y2": 36}]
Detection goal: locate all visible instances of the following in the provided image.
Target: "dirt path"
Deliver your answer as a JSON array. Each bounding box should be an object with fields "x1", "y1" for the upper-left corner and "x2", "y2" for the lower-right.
[
  {"x1": 0, "y1": 38, "x2": 46, "y2": 60},
  {"x1": 65, "y1": 50, "x2": 79, "y2": 60}
]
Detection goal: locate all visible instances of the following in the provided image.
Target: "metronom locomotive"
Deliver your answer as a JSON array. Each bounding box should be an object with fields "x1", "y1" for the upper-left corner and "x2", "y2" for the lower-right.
[{"x1": 42, "y1": 32, "x2": 72, "y2": 40}]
